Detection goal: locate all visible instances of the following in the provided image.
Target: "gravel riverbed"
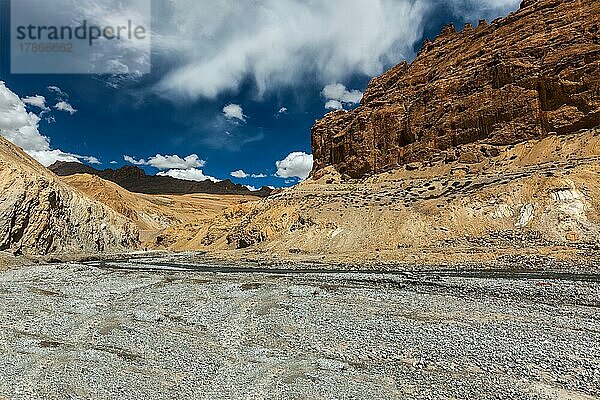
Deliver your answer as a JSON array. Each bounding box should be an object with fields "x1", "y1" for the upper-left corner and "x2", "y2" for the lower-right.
[{"x1": 0, "y1": 261, "x2": 599, "y2": 399}]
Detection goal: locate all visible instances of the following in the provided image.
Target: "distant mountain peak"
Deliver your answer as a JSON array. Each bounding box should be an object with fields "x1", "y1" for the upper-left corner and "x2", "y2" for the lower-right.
[{"x1": 48, "y1": 161, "x2": 272, "y2": 197}]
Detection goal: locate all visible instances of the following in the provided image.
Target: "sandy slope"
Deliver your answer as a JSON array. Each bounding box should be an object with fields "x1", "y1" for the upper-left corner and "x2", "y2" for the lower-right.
[
  {"x1": 60, "y1": 173, "x2": 261, "y2": 248},
  {"x1": 190, "y1": 131, "x2": 600, "y2": 264}
]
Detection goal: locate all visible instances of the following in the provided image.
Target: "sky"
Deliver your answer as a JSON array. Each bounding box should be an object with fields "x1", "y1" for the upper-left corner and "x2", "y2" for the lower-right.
[{"x1": 0, "y1": 0, "x2": 521, "y2": 189}]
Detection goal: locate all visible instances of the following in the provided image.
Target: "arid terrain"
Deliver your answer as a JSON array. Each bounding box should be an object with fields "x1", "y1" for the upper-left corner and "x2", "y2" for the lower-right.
[
  {"x1": 60, "y1": 173, "x2": 260, "y2": 248},
  {"x1": 0, "y1": 254, "x2": 599, "y2": 400},
  {"x1": 200, "y1": 130, "x2": 600, "y2": 266},
  {"x1": 0, "y1": 136, "x2": 139, "y2": 258},
  {"x1": 1, "y1": 0, "x2": 598, "y2": 267},
  {"x1": 0, "y1": 0, "x2": 599, "y2": 399}
]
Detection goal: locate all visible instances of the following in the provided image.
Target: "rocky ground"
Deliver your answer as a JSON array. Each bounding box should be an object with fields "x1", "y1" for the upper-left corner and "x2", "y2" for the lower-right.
[{"x1": 1, "y1": 254, "x2": 599, "y2": 399}]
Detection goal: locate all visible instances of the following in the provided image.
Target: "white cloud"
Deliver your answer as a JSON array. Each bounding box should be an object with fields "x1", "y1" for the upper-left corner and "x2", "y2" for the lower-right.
[
  {"x1": 124, "y1": 154, "x2": 206, "y2": 170},
  {"x1": 149, "y1": 0, "x2": 519, "y2": 100},
  {"x1": 244, "y1": 185, "x2": 259, "y2": 192},
  {"x1": 20, "y1": 1, "x2": 519, "y2": 101},
  {"x1": 231, "y1": 169, "x2": 248, "y2": 178},
  {"x1": 110, "y1": 160, "x2": 118, "y2": 164},
  {"x1": 54, "y1": 101, "x2": 77, "y2": 115},
  {"x1": 275, "y1": 152, "x2": 313, "y2": 181},
  {"x1": 0, "y1": 81, "x2": 97, "y2": 167},
  {"x1": 222, "y1": 104, "x2": 246, "y2": 122},
  {"x1": 47, "y1": 86, "x2": 68, "y2": 98},
  {"x1": 322, "y1": 83, "x2": 363, "y2": 110},
  {"x1": 22, "y1": 95, "x2": 48, "y2": 110},
  {"x1": 325, "y1": 100, "x2": 344, "y2": 111},
  {"x1": 82, "y1": 156, "x2": 101, "y2": 165},
  {"x1": 25, "y1": 150, "x2": 79, "y2": 166},
  {"x1": 231, "y1": 169, "x2": 267, "y2": 179},
  {"x1": 322, "y1": 83, "x2": 363, "y2": 104},
  {"x1": 157, "y1": 168, "x2": 220, "y2": 183},
  {"x1": 0, "y1": 83, "x2": 48, "y2": 152},
  {"x1": 152, "y1": 0, "x2": 429, "y2": 100},
  {"x1": 123, "y1": 155, "x2": 142, "y2": 165}
]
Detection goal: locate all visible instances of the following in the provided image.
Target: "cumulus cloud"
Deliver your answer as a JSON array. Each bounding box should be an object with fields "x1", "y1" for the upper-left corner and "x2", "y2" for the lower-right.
[
  {"x1": 275, "y1": 152, "x2": 313, "y2": 181},
  {"x1": 231, "y1": 169, "x2": 267, "y2": 179},
  {"x1": 123, "y1": 154, "x2": 206, "y2": 170},
  {"x1": 322, "y1": 83, "x2": 363, "y2": 105},
  {"x1": 82, "y1": 156, "x2": 101, "y2": 165},
  {"x1": 54, "y1": 101, "x2": 77, "y2": 115},
  {"x1": 0, "y1": 84, "x2": 48, "y2": 152},
  {"x1": 222, "y1": 104, "x2": 246, "y2": 123},
  {"x1": 322, "y1": 83, "x2": 363, "y2": 110},
  {"x1": 0, "y1": 81, "x2": 98, "y2": 166},
  {"x1": 22, "y1": 95, "x2": 48, "y2": 110},
  {"x1": 47, "y1": 86, "x2": 68, "y2": 98},
  {"x1": 325, "y1": 100, "x2": 344, "y2": 111},
  {"x1": 25, "y1": 150, "x2": 79, "y2": 166},
  {"x1": 157, "y1": 168, "x2": 220, "y2": 183},
  {"x1": 230, "y1": 169, "x2": 248, "y2": 178}
]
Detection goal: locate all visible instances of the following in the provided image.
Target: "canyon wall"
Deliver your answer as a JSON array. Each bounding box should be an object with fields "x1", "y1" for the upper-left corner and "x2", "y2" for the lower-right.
[{"x1": 312, "y1": 0, "x2": 600, "y2": 178}]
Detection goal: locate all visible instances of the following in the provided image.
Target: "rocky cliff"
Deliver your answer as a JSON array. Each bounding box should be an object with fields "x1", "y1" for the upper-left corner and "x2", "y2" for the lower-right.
[
  {"x1": 0, "y1": 137, "x2": 139, "y2": 256},
  {"x1": 191, "y1": 0, "x2": 600, "y2": 264},
  {"x1": 312, "y1": 0, "x2": 600, "y2": 178}
]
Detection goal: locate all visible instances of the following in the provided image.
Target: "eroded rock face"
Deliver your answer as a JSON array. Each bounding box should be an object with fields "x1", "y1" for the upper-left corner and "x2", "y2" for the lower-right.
[
  {"x1": 0, "y1": 137, "x2": 139, "y2": 256},
  {"x1": 312, "y1": 0, "x2": 600, "y2": 178}
]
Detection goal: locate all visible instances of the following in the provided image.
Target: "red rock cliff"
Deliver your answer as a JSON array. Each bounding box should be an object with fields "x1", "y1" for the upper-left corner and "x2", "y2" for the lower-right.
[{"x1": 311, "y1": 0, "x2": 600, "y2": 178}]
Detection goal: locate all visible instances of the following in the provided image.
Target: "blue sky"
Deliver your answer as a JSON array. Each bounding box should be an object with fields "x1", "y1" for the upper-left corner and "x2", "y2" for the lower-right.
[{"x1": 0, "y1": 0, "x2": 520, "y2": 189}]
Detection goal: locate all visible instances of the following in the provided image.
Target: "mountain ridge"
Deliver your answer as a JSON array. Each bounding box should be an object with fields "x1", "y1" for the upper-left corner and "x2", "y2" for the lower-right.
[{"x1": 49, "y1": 161, "x2": 273, "y2": 197}]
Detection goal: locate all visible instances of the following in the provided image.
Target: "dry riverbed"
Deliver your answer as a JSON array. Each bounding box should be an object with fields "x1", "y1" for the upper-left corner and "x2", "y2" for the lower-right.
[{"x1": 0, "y1": 257, "x2": 599, "y2": 399}]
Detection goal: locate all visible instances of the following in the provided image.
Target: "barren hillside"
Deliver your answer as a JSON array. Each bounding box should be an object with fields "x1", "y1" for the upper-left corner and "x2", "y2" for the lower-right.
[
  {"x1": 171, "y1": 130, "x2": 594, "y2": 264},
  {"x1": 60, "y1": 173, "x2": 261, "y2": 249},
  {"x1": 0, "y1": 137, "x2": 139, "y2": 257}
]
